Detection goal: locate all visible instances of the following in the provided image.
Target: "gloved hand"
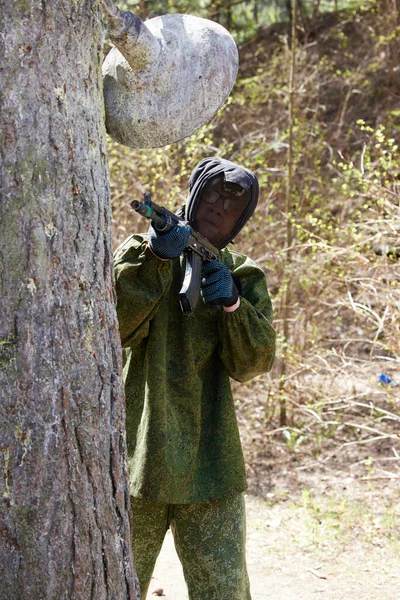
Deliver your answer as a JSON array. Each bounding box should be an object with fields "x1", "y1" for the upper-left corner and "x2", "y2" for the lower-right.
[
  {"x1": 148, "y1": 222, "x2": 190, "y2": 259},
  {"x1": 201, "y1": 261, "x2": 240, "y2": 307}
]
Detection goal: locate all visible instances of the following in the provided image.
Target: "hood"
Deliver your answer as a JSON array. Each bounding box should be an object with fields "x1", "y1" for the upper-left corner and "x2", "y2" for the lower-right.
[{"x1": 182, "y1": 157, "x2": 259, "y2": 249}]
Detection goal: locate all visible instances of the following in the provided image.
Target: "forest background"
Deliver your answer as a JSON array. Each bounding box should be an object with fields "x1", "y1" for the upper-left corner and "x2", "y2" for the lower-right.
[{"x1": 109, "y1": 0, "x2": 400, "y2": 508}]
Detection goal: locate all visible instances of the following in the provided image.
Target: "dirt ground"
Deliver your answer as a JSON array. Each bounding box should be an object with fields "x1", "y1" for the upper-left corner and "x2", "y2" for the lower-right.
[
  {"x1": 147, "y1": 466, "x2": 400, "y2": 600},
  {"x1": 145, "y1": 376, "x2": 400, "y2": 599}
]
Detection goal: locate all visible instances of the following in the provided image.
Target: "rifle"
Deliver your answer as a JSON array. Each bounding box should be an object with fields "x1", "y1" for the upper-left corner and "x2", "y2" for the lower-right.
[{"x1": 131, "y1": 193, "x2": 220, "y2": 315}]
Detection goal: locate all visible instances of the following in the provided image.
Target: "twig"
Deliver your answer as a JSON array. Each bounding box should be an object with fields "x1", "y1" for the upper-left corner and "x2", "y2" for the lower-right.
[
  {"x1": 307, "y1": 568, "x2": 327, "y2": 580},
  {"x1": 360, "y1": 142, "x2": 367, "y2": 175},
  {"x1": 350, "y1": 456, "x2": 400, "y2": 469},
  {"x1": 343, "y1": 422, "x2": 399, "y2": 440},
  {"x1": 343, "y1": 435, "x2": 393, "y2": 447},
  {"x1": 348, "y1": 402, "x2": 400, "y2": 423},
  {"x1": 361, "y1": 475, "x2": 399, "y2": 480},
  {"x1": 294, "y1": 446, "x2": 345, "y2": 471},
  {"x1": 295, "y1": 432, "x2": 399, "y2": 471}
]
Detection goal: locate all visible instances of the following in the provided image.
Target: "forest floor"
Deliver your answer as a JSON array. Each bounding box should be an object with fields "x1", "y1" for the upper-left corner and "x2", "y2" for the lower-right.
[{"x1": 147, "y1": 457, "x2": 400, "y2": 600}]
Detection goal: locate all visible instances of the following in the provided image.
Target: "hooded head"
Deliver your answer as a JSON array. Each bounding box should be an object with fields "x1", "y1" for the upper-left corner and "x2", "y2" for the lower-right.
[{"x1": 182, "y1": 157, "x2": 259, "y2": 249}]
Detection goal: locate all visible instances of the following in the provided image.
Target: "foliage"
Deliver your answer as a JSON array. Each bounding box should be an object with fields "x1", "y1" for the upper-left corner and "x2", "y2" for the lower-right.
[
  {"x1": 108, "y1": 1, "x2": 400, "y2": 483},
  {"x1": 120, "y1": 0, "x2": 370, "y2": 43}
]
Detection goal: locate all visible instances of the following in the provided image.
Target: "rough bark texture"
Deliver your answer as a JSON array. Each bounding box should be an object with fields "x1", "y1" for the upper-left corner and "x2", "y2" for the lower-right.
[{"x1": 0, "y1": 1, "x2": 138, "y2": 598}]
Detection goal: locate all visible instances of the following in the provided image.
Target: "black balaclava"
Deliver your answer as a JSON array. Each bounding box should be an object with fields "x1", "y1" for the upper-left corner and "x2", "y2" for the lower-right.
[{"x1": 181, "y1": 157, "x2": 259, "y2": 249}]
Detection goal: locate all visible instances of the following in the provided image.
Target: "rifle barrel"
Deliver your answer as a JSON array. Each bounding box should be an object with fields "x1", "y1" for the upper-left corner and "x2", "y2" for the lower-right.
[{"x1": 131, "y1": 199, "x2": 173, "y2": 231}]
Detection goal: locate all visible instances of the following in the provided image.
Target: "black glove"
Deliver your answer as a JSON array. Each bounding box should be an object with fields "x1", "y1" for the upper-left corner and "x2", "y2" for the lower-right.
[
  {"x1": 201, "y1": 261, "x2": 239, "y2": 307},
  {"x1": 148, "y1": 222, "x2": 190, "y2": 259}
]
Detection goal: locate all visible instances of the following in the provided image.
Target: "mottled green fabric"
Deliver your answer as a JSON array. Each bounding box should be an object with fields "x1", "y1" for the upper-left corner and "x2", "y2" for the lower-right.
[
  {"x1": 131, "y1": 493, "x2": 251, "y2": 600},
  {"x1": 114, "y1": 233, "x2": 276, "y2": 503}
]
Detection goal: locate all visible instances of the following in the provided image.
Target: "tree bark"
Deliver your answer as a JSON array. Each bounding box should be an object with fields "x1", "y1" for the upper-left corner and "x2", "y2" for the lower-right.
[{"x1": 0, "y1": 1, "x2": 138, "y2": 599}]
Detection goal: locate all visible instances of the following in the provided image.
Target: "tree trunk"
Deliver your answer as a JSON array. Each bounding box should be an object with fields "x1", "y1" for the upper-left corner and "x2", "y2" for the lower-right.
[
  {"x1": 253, "y1": 0, "x2": 258, "y2": 25},
  {"x1": 286, "y1": 0, "x2": 293, "y2": 46},
  {"x1": 138, "y1": 0, "x2": 150, "y2": 19},
  {"x1": 0, "y1": 1, "x2": 138, "y2": 599}
]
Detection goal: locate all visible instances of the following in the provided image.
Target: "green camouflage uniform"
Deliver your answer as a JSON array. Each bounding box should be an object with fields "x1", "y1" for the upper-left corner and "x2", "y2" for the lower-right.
[
  {"x1": 131, "y1": 494, "x2": 250, "y2": 600},
  {"x1": 114, "y1": 233, "x2": 276, "y2": 599}
]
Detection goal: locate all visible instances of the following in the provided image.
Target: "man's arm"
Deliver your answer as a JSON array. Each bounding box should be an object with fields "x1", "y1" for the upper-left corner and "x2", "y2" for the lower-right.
[
  {"x1": 216, "y1": 253, "x2": 276, "y2": 382},
  {"x1": 114, "y1": 234, "x2": 173, "y2": 347}
]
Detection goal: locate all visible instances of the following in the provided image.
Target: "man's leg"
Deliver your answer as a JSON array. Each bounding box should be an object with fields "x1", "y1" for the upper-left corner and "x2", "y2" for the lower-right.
[
  {"x1": 130, "y1": 496, "x2": 169, "y2": 600},
  {"x1": 171, "y1": 493, "x2": 252, "y2": 600}
]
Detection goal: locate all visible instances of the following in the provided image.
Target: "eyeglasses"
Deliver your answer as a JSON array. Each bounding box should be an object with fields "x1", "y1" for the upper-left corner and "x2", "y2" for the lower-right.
[{"x1": 203, "y1": 180, "x2": 249, "y2": 213}]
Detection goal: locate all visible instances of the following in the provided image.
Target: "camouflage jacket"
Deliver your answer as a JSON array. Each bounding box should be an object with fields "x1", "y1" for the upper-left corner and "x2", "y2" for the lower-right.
[{"x1": 114, "y1": 234, "x2": 276, "y2": 503}]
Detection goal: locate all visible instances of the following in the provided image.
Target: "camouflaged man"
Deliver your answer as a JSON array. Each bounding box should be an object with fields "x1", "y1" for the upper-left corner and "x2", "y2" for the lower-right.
[{"x1": 114, "y1": 157, "x2": 276, "y2": 600}]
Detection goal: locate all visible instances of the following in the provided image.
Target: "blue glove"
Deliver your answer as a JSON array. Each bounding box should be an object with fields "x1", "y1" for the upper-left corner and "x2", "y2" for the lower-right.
[
  {"x1": 201, "y1": 261, "x2": 239, "y2": 307},
  {"x1": 148, "y1": 222, "x2": 190, "y2": 259}
]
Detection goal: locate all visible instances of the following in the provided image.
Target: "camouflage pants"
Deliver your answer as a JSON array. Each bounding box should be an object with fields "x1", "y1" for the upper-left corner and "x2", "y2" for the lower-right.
[{"x1": 131, "y1": 493, "x2": 252, "y2": 600}]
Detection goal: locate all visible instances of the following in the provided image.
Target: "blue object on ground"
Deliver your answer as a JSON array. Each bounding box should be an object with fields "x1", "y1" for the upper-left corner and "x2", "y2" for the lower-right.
[{"x1": 379, "y1": 373, "x2": 392, "y2": 385}]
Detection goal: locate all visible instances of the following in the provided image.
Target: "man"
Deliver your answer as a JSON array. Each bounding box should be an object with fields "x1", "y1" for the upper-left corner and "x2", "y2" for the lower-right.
[{"x1": 114, "y1": 157, "x2": 276, "y2": 600}]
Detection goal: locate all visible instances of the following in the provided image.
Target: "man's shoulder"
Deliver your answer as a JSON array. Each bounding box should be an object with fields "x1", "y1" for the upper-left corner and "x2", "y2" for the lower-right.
[
  {"x1": 222, "y1": 247, "x2": 260, "y2": 272},
  {"x1": 114, "y1": 233, "x2": 148, "y2": 265},
  {"x1": 221, "y1": 246, "x2": 248, "y2": 263}
]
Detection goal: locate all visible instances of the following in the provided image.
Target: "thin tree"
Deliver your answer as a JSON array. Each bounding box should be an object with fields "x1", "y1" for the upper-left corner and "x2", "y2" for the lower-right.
[
  {"x1": 0, "y1": 1, "x2": 138, "y2": 598},
  {"x1": 279, "y1": 0, "x2": 298, "y2": 426}
]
